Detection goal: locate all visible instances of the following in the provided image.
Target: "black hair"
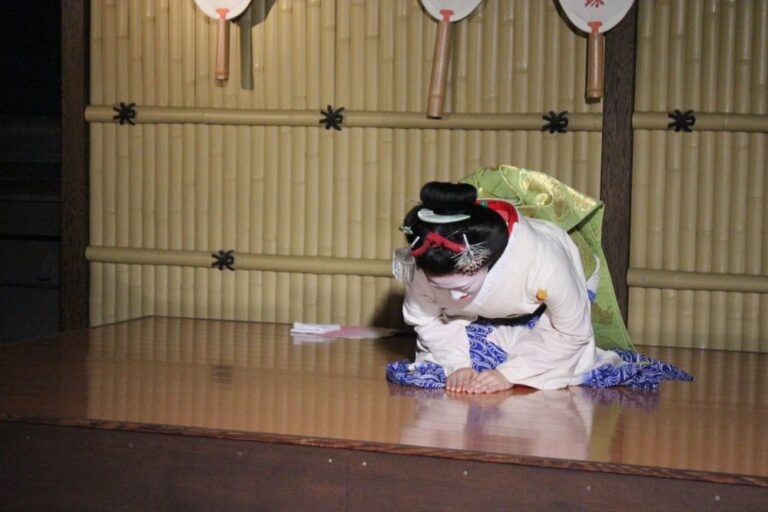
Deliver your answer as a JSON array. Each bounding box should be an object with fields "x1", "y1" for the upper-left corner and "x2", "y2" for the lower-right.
[{"x1": 403, "y1": 181, "x2": 509, "y2": 276}]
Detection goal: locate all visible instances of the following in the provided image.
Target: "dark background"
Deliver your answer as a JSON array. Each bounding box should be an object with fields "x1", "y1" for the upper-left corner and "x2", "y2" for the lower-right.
[{"x1": 0, "y1": 0, "x2": 63, "y2": 342}]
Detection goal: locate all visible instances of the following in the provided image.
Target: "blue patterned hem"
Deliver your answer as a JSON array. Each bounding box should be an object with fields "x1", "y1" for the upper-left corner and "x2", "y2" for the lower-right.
[
  {"x1": 581, "y1": 349, "x2": 694, "y2": 391},
  {"x1": 385, "y1": 360, "x2": 447, "y2": 388},
  {"x1": 386, "y1": 323, "x2": 507, "y2": 389},
  {"x1": 386, "y1": 326, "x2": 694, "y2": 391}
]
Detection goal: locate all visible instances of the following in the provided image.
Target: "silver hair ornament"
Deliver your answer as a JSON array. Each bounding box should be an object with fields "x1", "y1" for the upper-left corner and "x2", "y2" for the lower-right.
[
  {"x1": 392, "y1": 236, "x2": 420, "y2": 283},
  {"x1": 452, "y1": 234, "x2": 491, "y2": 274}
]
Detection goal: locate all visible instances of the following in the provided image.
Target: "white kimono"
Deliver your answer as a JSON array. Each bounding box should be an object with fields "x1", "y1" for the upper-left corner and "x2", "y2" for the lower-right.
[{"x1": 403, "y1": 213, "x2": 620, "y2": 390}]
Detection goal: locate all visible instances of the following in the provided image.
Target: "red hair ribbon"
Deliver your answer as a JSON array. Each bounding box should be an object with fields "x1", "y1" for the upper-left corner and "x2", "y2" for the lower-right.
[
  {"x1": 410, "y1": 231, "x2": 465, "y2": 257},
  {"x1": 478, "y1": 199, "x2": 518, "y2": 235}
]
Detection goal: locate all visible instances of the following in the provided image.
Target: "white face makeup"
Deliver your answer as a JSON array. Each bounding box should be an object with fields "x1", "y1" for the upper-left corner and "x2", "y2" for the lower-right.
[{"x1": 426, "y1": 268, "x2": 488, "y2": 301}]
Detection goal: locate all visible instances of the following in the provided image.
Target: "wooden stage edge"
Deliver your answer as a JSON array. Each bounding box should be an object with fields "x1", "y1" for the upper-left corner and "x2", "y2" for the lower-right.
[{"x1": 2, "y1": 415, "x2": 765, "y2": 489}]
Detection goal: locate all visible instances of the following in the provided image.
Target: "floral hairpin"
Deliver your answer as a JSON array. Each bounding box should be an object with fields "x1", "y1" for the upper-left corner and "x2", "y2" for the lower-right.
[{"x1": 452, "y1": 234, "x2": 491, "y2": 274}]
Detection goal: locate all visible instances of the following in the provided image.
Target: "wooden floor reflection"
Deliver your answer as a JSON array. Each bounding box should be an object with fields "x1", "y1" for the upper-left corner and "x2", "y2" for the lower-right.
[{"x1": 1, "y1": 316, "x2": 766, "y2": 485}]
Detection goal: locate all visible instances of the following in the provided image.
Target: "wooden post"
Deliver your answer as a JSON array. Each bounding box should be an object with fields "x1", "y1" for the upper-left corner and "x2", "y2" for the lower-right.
[
  {"x1": 61, "y1": 0, "x2": 90, "y2": 330},
  {"x1": 599, "y1": 2, "x2": 638, "y2": 323}
]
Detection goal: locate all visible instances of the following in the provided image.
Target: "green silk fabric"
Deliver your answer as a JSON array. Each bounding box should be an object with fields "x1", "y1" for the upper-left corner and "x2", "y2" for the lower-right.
[{"x1": 462, "y1": 165, "x2": 633, "y2": 351}]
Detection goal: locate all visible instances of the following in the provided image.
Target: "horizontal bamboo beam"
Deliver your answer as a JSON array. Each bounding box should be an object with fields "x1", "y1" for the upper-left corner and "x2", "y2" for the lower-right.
[
  {"x1": 633, "y1": 112, "x2": 768, "y2": 132},
  {"x1": 628, "y1": 268, "x2": 768, "y2": 294},
  {"x1": 86, "y1": 245, "x2": 392, "y2": 277},
  {"x1": 85, "y1": 105, "x2": 603, "y2": 131},
  {"x1": 87, "y1": 106, "x2": 768, "y2": 133}
]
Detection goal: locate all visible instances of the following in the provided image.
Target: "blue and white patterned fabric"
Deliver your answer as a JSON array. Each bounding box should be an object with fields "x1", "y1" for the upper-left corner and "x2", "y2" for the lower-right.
[
  {"x1": 467, "y1": 323, "x2": 507, "y2": 371},
  {"x1": 386, "y1": 323, "x2": 507, "y2": 389},
  {"x1": 386, "y1": 323, "x2": 693, "y2": 391},
  {"x1": 581, "y1": 349, "x2": 693, "y2": 391},
  {"x1": 385, "y1": 359, "x2": 446, "y2": 389}
]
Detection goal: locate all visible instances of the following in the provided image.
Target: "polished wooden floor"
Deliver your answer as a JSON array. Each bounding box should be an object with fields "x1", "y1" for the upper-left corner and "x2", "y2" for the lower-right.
[
  {"x1": 1, "y1": 315, "x2": 766, "y2": 481},
  {"x1": 1, "y1": 316, "x2": 766, "y2": 509}
]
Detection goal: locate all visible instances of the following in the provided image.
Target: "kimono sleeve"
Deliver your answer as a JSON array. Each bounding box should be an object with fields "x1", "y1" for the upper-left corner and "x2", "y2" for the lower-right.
[
  {"x1": 538, "y1": 241, "x2": 594, "y2": 344},
  {"x1": 402, "y1": 272, "x2": 473, "y2": 376}
]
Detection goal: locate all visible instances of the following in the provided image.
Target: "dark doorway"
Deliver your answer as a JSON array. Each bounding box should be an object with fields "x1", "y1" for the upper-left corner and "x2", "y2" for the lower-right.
[{"x1": 0, "y1": 0, "x2": 62, "y2": 342}]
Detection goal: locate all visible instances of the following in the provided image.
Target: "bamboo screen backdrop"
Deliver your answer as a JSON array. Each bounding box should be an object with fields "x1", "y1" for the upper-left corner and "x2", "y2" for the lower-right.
[
  {"x1": 627, "y1": 1, "x2": 768, "y2": 352},
  {"x1": 86, "y1": 0, "x2": 767, "y2": 353}
]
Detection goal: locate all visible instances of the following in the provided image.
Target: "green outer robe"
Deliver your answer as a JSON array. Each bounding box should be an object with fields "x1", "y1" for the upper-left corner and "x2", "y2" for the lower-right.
[{"x1": 462, "y1": 165, "x2": 633, "y2": 351}]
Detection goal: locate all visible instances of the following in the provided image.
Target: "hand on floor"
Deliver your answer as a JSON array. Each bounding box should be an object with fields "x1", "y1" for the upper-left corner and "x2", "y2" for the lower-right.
[
  {"x1": 465, "y1": 369, "x2": 513, "y2": 394},
  {"x1": 446, "y1": 367, "x2": 478, "y2": 393}
]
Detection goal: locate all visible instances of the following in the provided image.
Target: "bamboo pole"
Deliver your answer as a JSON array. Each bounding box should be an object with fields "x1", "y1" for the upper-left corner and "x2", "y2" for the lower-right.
[
  {"x1": 644, "y1": 130, "x2": 667, "y2": 341},
  {"x1": 195, "y1": 4, "x2": 209, "y2": 106},
  {"x1": 351, "y1": 1, "x2": 365, "y2": 110},
  {"x1": 89, "y1": 246, "x2": 393, "y2": 278},
  {"x1": 123, "y1": 2, "x2": 142, "y2": 320},
  {"x1": 248, "y1": 126, "x2": 264, "y2": 320},
  {"x1": 91, "y1": 0, "x2": 104, "y2": 104},
  {"x1": 305, "y1": 129, "x2": 320, "y2": 258},
  {"x1": 728, "y1": 133, "x2": 750, "y2": 347},
  {"x1": 234, "y1": 127, "x2": 250, "y2": 321},
  {"x1": 450, "y1": 5, "x2": 467, "y2": 113},
  {"x1": 753, "y1": 135, "x2": 767, "y2": 352},
  {"x1": 541, "y1": 5, "x2": 558, "y2": 176},
  {"x1": 222, "y1": 125, "x2": 237, "y2": 319},
  {"x1": 392, "y1": 1, "x2": 407, "y2": 112},
  {"x1": 142, "y1": 1, "x2": 157, "y2": 105},
  {"x1": 677, "y1": 138, "x2": 699, "y2": 347},
  {"x1": 530, "y1": 1, "x2": 545, "y2": 112},
  {"x1": 261, "y1": 269, "x2": 276, "y2": 321},
  {"x1": 632, "y1": 112, "x2": 768, "y2": 132},
  {"x1": 108, "y1": 0, "x2": 124, "y2": 103},
  {"x1": 263, "y1": 126, "x2": 277, "y2": 254},
  {"x1": 250, "y1": 0, "x2": 265, "y2": 108},
  {"x1": 720, "y1": 1, "x2": 737, "y2": 114},
  {"x1": 628, "y1": 268, "x2": 768, "y2": 294},
  {"x1": 634, "y1": 0, "x2": 651, "y2": 114},
  {"x1": 754, "y1": 3, "x2": 768, "y2": 114},
  {"x1": 102, "y1": 122, "x2": 118, "y2": 324},
  {"x1": 168, "y1": 128, "x2": 182, "y2": 316},
  {"x1": 364, "y1": 1, "x2": 379, "y2": 111},
  {"x1": 142, "y1": 122, "x2": 156, "y2": 316},
  {"x1": 182, "y1": 0, "x2": 195, "y2": 107},
  {"x1": 194, "y1": 123, "x2": 209, "y2": 318},
  {"x1": 153, "y1": 123, "x2": 167, "y2": 317},
  {"x1": 664, "y1": 9, "x2": 683, "y2": 343},
  {"x1": 463, "y1": 2, "x2": 480, "y2": 114},
  {"x1": 407, "y1": 1, "x2": 423, "y2": 113},
  {"x1": 90, "y1": 124, "x2": 104, "y2": 326},
  {"x1": 379, "y1": 3, "x2": 393, "y2": 111},
  {"x1": 711, "y1": 133, "x2": 731, "y2": 349},
  {"x1": 84, "y1": 105, "x2": 611, "y2": 131},
  {"x1": 209, "y1": 125, "x2": 224, "y2": 319},
  {"x1": 288, "y1": 127, "x2": 306, "y2": 323},
  {"x1": 330, "y1": 15, "x2": 351, "y2": 325},
  {"x1": 160, "y1": 0, "x2": 175, "y2": 107}
]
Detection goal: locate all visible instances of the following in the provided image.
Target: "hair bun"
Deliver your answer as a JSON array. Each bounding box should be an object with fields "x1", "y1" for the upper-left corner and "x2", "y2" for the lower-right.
[{"x1": 420, "y1": 182, "x2": 477, "y2": 215}]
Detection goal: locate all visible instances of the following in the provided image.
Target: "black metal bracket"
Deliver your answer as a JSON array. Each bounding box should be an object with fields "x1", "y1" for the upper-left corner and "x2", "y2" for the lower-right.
[
  {"x1": 211, "y1": 250, "x2": 235, "y2": 271},
  {"x1": 113, "y1": 102, "x2": 137, "y2": 125},
  {"x1": 667, "y1": 109, "x2": 695, "y2": 132},
  {"x1": 542, "y1": 111, "x2": 568, "y2": 133},
  {"x1": 319, "y1": 105, "x2": 345, "y2": 131}
]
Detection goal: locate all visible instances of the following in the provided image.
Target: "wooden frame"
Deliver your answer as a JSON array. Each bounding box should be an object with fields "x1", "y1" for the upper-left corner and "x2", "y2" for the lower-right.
[
  {"x1": 3, "y1": 421, "x2": 764, "y2": 510},
  {"x1": 600, "y1": 2, "x2": 638, "y2": 322},
  {"x1": 60, "y1": 0, "x2": 89, "y2": 331}
]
